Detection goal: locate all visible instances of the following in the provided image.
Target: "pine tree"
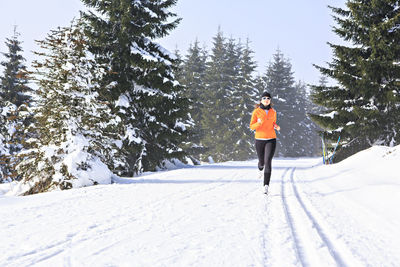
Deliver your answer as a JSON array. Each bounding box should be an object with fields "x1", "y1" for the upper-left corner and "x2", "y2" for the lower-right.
[
  {"x1": 201, "y1": 29, "x2": 237, "y2": 162},
  {"x1": 231, "y1": 39, "x2": 258, "y2": 160},
  {"x1": 264, "y1": 49, "x2": 317, "y2": 157},
  {"x1": 181, "y1": 40, "x2": 207, "y2": 126},
  {"x1": 0, "y1": 27, "x2": 32, "y2": 107},
  {"x1": 264, "y1": 49, "x2": 295, "y2": 156},
  {"x1": 310, "y1": 1, "x2": 400, "y2": 162},
  {"x1": 308, "y1": 76, "x2": 330, "y2": 157},
  {"x1": 222, "y1": 36, "x2": 243, "y2": 159},
  {"x1": 0, "y1": 27, "x2": 32, "y2": 182},
  {"x1": 178, "y1": 40, "x2": 208, "y2": 162},
  {"x1": 14, "y1": 19, "x2": 123, "y2": 195},
  {"x1": 173, "y1": 47, "x2": 184, "y2": 83},
  {"x1": 296, "y1": 81, "x2": 321, "y2": 156},
  {"x1": 81, "y1": 0, "x2": 192, "y2": 174},
  {"x1": 180, "y1": 33, "x2": 261, "y2": 162},
  {"x1": 264, "y1": 49, "x2": 295, "y2": 99}
]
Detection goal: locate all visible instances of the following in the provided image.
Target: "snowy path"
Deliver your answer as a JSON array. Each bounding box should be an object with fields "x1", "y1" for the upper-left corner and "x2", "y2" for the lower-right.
[
  {"x1": 1, "y1": 157, "x2": 399, "y2": 266},
  {"x1": 280, "y1": 168, "x2": 363, "y2": 267}
]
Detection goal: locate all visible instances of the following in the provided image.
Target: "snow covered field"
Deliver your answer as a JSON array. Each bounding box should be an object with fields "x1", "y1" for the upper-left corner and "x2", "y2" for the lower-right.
[{"x1": 1, "y1": 145, "x2": 400, "y2": 266}]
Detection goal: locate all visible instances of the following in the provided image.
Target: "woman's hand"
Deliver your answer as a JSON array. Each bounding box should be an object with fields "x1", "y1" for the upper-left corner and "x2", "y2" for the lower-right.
[
  {"x1": 257, "y1": 118, "x2": 263, "y2": 125},
  {"x1": 273, "y1": 122, "x2": 280, "y2": 131}
]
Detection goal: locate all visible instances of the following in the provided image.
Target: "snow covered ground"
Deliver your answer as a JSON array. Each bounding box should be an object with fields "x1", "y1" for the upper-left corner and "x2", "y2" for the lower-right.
[{"x1": 1, "y1": 145, "x2": 400, "y2": 266}]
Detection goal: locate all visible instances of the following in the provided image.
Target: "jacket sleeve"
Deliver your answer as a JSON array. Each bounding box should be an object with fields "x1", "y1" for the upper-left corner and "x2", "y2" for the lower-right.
[{"x1": 249, "y1": 110, "x2": 260, "y2": 130}]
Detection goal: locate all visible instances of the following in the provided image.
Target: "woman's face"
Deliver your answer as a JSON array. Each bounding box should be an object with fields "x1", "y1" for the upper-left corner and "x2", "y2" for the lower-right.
[{"x1": 261, "y1": 96, "x2": 271, "y2": 106}]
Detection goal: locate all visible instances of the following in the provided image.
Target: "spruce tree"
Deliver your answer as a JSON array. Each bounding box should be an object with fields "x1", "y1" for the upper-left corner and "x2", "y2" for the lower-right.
[
  {"x1": 173, "y1": 47, "x2": 184, "y2": 83},
  {"x1": 14, "y1": 19, "x2": 123, "y2": 195},
  {"x1": 201, "y1": 29, "x2": 235, "y2": 162},
  {"x1": 181, "y1": 40, "x2": 207, "y2": 127},
  {"x1": 0, "y1": 27, "x2": 32, "y2": 106},
  {"x1": 179, "y1": 40, "x2": 208, "y2": 162},
  {"x1": 308, "y1": 76, "x2": 330, "y2": 157},
  {"x1": 310, "y1": 1, "x2": 400, "y2": 161},
  {"x1": 264, "y1": 49, "x2": 312, "y2": 157},
  {"x1": 264, "y1": 49, "x2": 295, "y2": 99},
  {"x1": 196, "y1": 32, "x2": 260, "y2": 162},
  {"x1": 0, "y1": 27, "x2": 32, "y2": 182},
  {"x1": 296, "y1": 81, "x2": 321, "y2": 156},
  {"x1": 264, "y1": 49, "x2": 295, "y2": 156},
  {"x1": 222, "y1": 37, "x2": 243, "y2": 159},
  {"x1": 232, "y1": 39, "x2": 258, "y2": 160},
  {"x1": 81, "y1": 0, "x2": 192, "y2": 174}
]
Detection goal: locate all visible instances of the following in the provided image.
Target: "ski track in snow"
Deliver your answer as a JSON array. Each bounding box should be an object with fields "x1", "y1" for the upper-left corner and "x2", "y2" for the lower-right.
[
  {"x1": 1, "y1": 157, "x2": 399, "y2": 266},
  {"x1": 280, "y1": 168, "x2": 304, "y2": 265},
  {"x1": 282, "y1": 168, "x2": 364, "y2": 267},
  {"x1": 295, "y1": 165, "x2": 400, "y2": 267}
]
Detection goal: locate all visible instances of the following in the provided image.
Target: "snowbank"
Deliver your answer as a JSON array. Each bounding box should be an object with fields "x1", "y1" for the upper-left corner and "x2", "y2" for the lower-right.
[
  {"x1": 295, "y1": 145, "x2": 400, "y2": 266},
  {"x1": 298, "y1": 145, "x2": 400, "y2": 189}
]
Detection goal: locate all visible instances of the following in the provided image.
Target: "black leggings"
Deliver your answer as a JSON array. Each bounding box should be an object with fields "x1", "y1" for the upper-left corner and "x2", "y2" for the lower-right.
[{"x1": 255, "y1": 139, "x2": 276, "y2": 186}]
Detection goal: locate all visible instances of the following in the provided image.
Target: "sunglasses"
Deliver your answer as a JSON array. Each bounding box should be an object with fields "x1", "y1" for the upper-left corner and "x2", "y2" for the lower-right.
[{"x1": 261, "y1": 97, "x2": 271, "y2": 100}]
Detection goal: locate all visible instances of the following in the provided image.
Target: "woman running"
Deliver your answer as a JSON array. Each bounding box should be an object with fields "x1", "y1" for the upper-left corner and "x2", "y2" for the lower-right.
[{"x1": 249, "y1": 92, "x2": 280, "y2": 195}]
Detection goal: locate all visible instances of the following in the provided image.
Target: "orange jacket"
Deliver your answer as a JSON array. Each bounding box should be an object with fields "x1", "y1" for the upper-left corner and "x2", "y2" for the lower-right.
[{"x1": 249, "y1": 107, "x2": 277, "y2": 139}]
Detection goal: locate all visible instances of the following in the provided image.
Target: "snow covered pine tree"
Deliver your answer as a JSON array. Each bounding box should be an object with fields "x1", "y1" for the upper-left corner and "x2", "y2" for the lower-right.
[
  {"x1": 201, "y1": 30, "x2": 239, "y2": 162},
  {"x1": 232, "y1": 39, "x2": 259, "y2": 160},
  {"x1": 14, "y1": 19, "x2": 125, "y2": 195},
  {"x1": 177, "y1": 40, "x2": 208, "y2": 162},
  {"x1": 310, "y1": 1, "x2": 400, "y2": 161},
  {"x1": 81, "y1": 0, "x2": 192, "y2": 175},
  {"x1": 264, "y1": 49, "x2": 315, "y2": 157},
  {"x1": 0, "y1": 27, "x2": 32, "y2": 183}
]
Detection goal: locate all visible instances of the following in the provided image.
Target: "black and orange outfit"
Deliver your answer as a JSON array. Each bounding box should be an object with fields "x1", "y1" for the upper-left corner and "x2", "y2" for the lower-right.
[{"x1": 249, "y1": 104, "x2": 278, "y2": 186}]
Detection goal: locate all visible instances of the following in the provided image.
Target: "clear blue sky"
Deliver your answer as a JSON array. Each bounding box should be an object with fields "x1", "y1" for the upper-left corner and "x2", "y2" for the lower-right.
[{"x1": 0, "y1": 0, "x2": 346, "y2": 85}]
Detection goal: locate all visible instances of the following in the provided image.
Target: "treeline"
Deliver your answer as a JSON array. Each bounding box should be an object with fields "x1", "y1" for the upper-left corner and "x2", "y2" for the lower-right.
[
  {"x1": 2, "y1": 0, "x2": 399, "y2": 194},
  {"x1": 175, "y1": 31, "x2": 320, "y2": 161},
  {"x1": 0, "y1": 19, "x2": 321, "y2": 194},
  {"x1": 0, "y1": 2, "x2": 323, "y2": 195},
  {"x1": 0, "y1": 0, "x2": 192, "y2": 194}
]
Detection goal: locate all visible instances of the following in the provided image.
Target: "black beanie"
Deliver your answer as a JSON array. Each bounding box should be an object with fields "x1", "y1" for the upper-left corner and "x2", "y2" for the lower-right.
[{"x1": 261, "y1": 92, "x2": 271, "y2": 98}]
